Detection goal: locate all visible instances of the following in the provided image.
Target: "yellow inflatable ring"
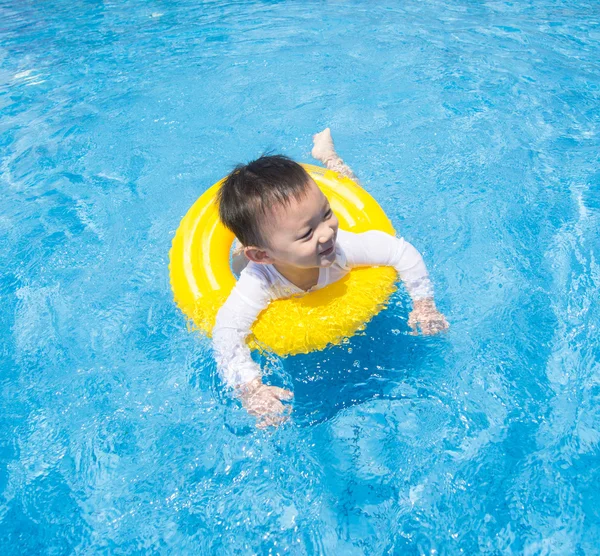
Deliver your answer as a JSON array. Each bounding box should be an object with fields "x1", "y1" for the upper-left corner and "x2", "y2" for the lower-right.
[{"x1": 169, "y1": 163, "x2": 398, "y2": 356}]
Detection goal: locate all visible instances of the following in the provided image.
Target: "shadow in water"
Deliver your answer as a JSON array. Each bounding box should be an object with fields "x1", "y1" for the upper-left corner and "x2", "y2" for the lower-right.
[{"x1": 259, "y1": 294, "x2": 448, "y2": 427}]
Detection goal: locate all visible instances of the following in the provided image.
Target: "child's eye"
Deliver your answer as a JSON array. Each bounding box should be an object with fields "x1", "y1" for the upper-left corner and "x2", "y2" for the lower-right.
[
  {"x1": 324, "y1": 208, "x2": 333, "y2": 219},
  {"x1": 299, "y1": 229, "x2": 313, "y2": 240}
]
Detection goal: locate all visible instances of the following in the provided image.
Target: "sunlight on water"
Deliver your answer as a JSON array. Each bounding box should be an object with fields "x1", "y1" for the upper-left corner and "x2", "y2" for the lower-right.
[{"x1": 1, "y1": 0, "x2": 599, "y2": 552}]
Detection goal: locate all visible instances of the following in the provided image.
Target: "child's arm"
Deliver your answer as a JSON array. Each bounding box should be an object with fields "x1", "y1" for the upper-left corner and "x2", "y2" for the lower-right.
[
  {"x1": 212, "y1": 271, "x2": 293, "y2": 427},
  {"x1": 312, "y1": 128, "x2": 448, "y2": 334},
  {"x1": 339, "y1": 230, "x2": 449, "y2": 335}
]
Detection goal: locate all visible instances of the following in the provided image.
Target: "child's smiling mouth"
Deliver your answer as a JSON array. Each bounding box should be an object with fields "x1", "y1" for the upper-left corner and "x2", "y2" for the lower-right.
[{"x1": 319, "y1": 243, "x2": 335, "y2": 256}]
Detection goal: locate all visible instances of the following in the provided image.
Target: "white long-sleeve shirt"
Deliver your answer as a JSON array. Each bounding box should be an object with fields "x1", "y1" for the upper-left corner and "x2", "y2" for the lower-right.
[{"x1": 212, "y1": 229, "x2": 433, "y2": 388}]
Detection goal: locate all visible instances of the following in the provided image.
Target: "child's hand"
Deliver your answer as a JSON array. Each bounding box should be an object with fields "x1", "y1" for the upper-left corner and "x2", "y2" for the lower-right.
[
  {"x1": 408, "y1": 298, "x2": 449, "y2": 335},
  {"x1": 238, "y1": 378, "x2": 294, "y2": 429}
]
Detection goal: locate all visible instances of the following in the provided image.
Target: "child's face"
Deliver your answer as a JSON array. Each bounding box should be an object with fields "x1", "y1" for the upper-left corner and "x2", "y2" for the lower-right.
[{"x1": 253, "y1": 179, "x2": 339, "y2": 269}]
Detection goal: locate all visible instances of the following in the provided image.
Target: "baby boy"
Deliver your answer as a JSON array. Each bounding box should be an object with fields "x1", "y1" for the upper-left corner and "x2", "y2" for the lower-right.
[{"x1": 213, "y1": 129, "x2": 448, "y2": 428}]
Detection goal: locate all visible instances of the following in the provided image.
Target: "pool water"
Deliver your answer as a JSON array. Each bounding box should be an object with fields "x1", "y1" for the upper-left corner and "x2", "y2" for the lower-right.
[{"x1": 1, "y1": 0, "x2": 599, "y2": 553}]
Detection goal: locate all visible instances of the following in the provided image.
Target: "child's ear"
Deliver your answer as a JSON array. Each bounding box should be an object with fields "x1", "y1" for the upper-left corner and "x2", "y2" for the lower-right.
[{"x1": 244, "y1": 246, "x2": 273, "y2": 264}]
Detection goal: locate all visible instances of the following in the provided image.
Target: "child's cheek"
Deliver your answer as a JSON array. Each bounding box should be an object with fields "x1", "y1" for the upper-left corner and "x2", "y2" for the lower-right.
[{"x1": 304, "y1": 243, "x2": 316, "y2": 261}]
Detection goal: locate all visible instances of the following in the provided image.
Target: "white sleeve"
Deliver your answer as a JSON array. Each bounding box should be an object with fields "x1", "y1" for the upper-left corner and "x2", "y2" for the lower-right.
[
  {"x1": 340, "y1": 230, "x2": 434, "y2": 300},
  {"x1": 212, "y1": 269, "x2": 273, "y2": 389}
]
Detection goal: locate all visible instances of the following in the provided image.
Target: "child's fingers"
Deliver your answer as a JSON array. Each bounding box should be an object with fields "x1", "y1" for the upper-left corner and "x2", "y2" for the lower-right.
[
  {"x1": 421, "y1": 318, "x2": 449, "y2": 335},
  {"x1": 270, "y1": 386, "x2": 294, "y2": 401},
  {"x1": 422, "y1": 321, "x2": 438, "y2": 335},
  {"x1": 257, "y1": 416, "x2": 280, "y2": 429},
  {"x1": 245, "y1": 396, "x2": 281, "y2": 416},
  {"x1": 434, "y1": 316, "x2": 449, "y2": 332},
  {"x1": 259, "y1": 397, "x2": 285, "y2": 416},
  {"x1": 256, "y1": 412, "x2": 289, "y2": 429}
]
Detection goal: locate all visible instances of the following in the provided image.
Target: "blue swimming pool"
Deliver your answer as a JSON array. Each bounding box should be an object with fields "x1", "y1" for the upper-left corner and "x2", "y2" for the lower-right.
[{"x1": 2, "y1": 0, "x2": 599, "y2": 552}]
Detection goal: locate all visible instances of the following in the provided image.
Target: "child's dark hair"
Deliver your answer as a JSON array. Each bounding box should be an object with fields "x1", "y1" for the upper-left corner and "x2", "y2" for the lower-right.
[{"x1": 217, "y1": 154, "x2": 311, "y2": 246}]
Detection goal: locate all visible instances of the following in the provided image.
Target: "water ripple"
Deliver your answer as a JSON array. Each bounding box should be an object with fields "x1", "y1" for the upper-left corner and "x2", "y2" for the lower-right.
[{"x1": 1, "y1": 0, "x2": 600, "y2": 552}]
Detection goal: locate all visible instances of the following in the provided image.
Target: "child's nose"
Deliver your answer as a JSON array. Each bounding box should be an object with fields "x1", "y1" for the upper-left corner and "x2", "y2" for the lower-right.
[{"x1": 319, "y1": 226, "x2": 334, "y2": 243}]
